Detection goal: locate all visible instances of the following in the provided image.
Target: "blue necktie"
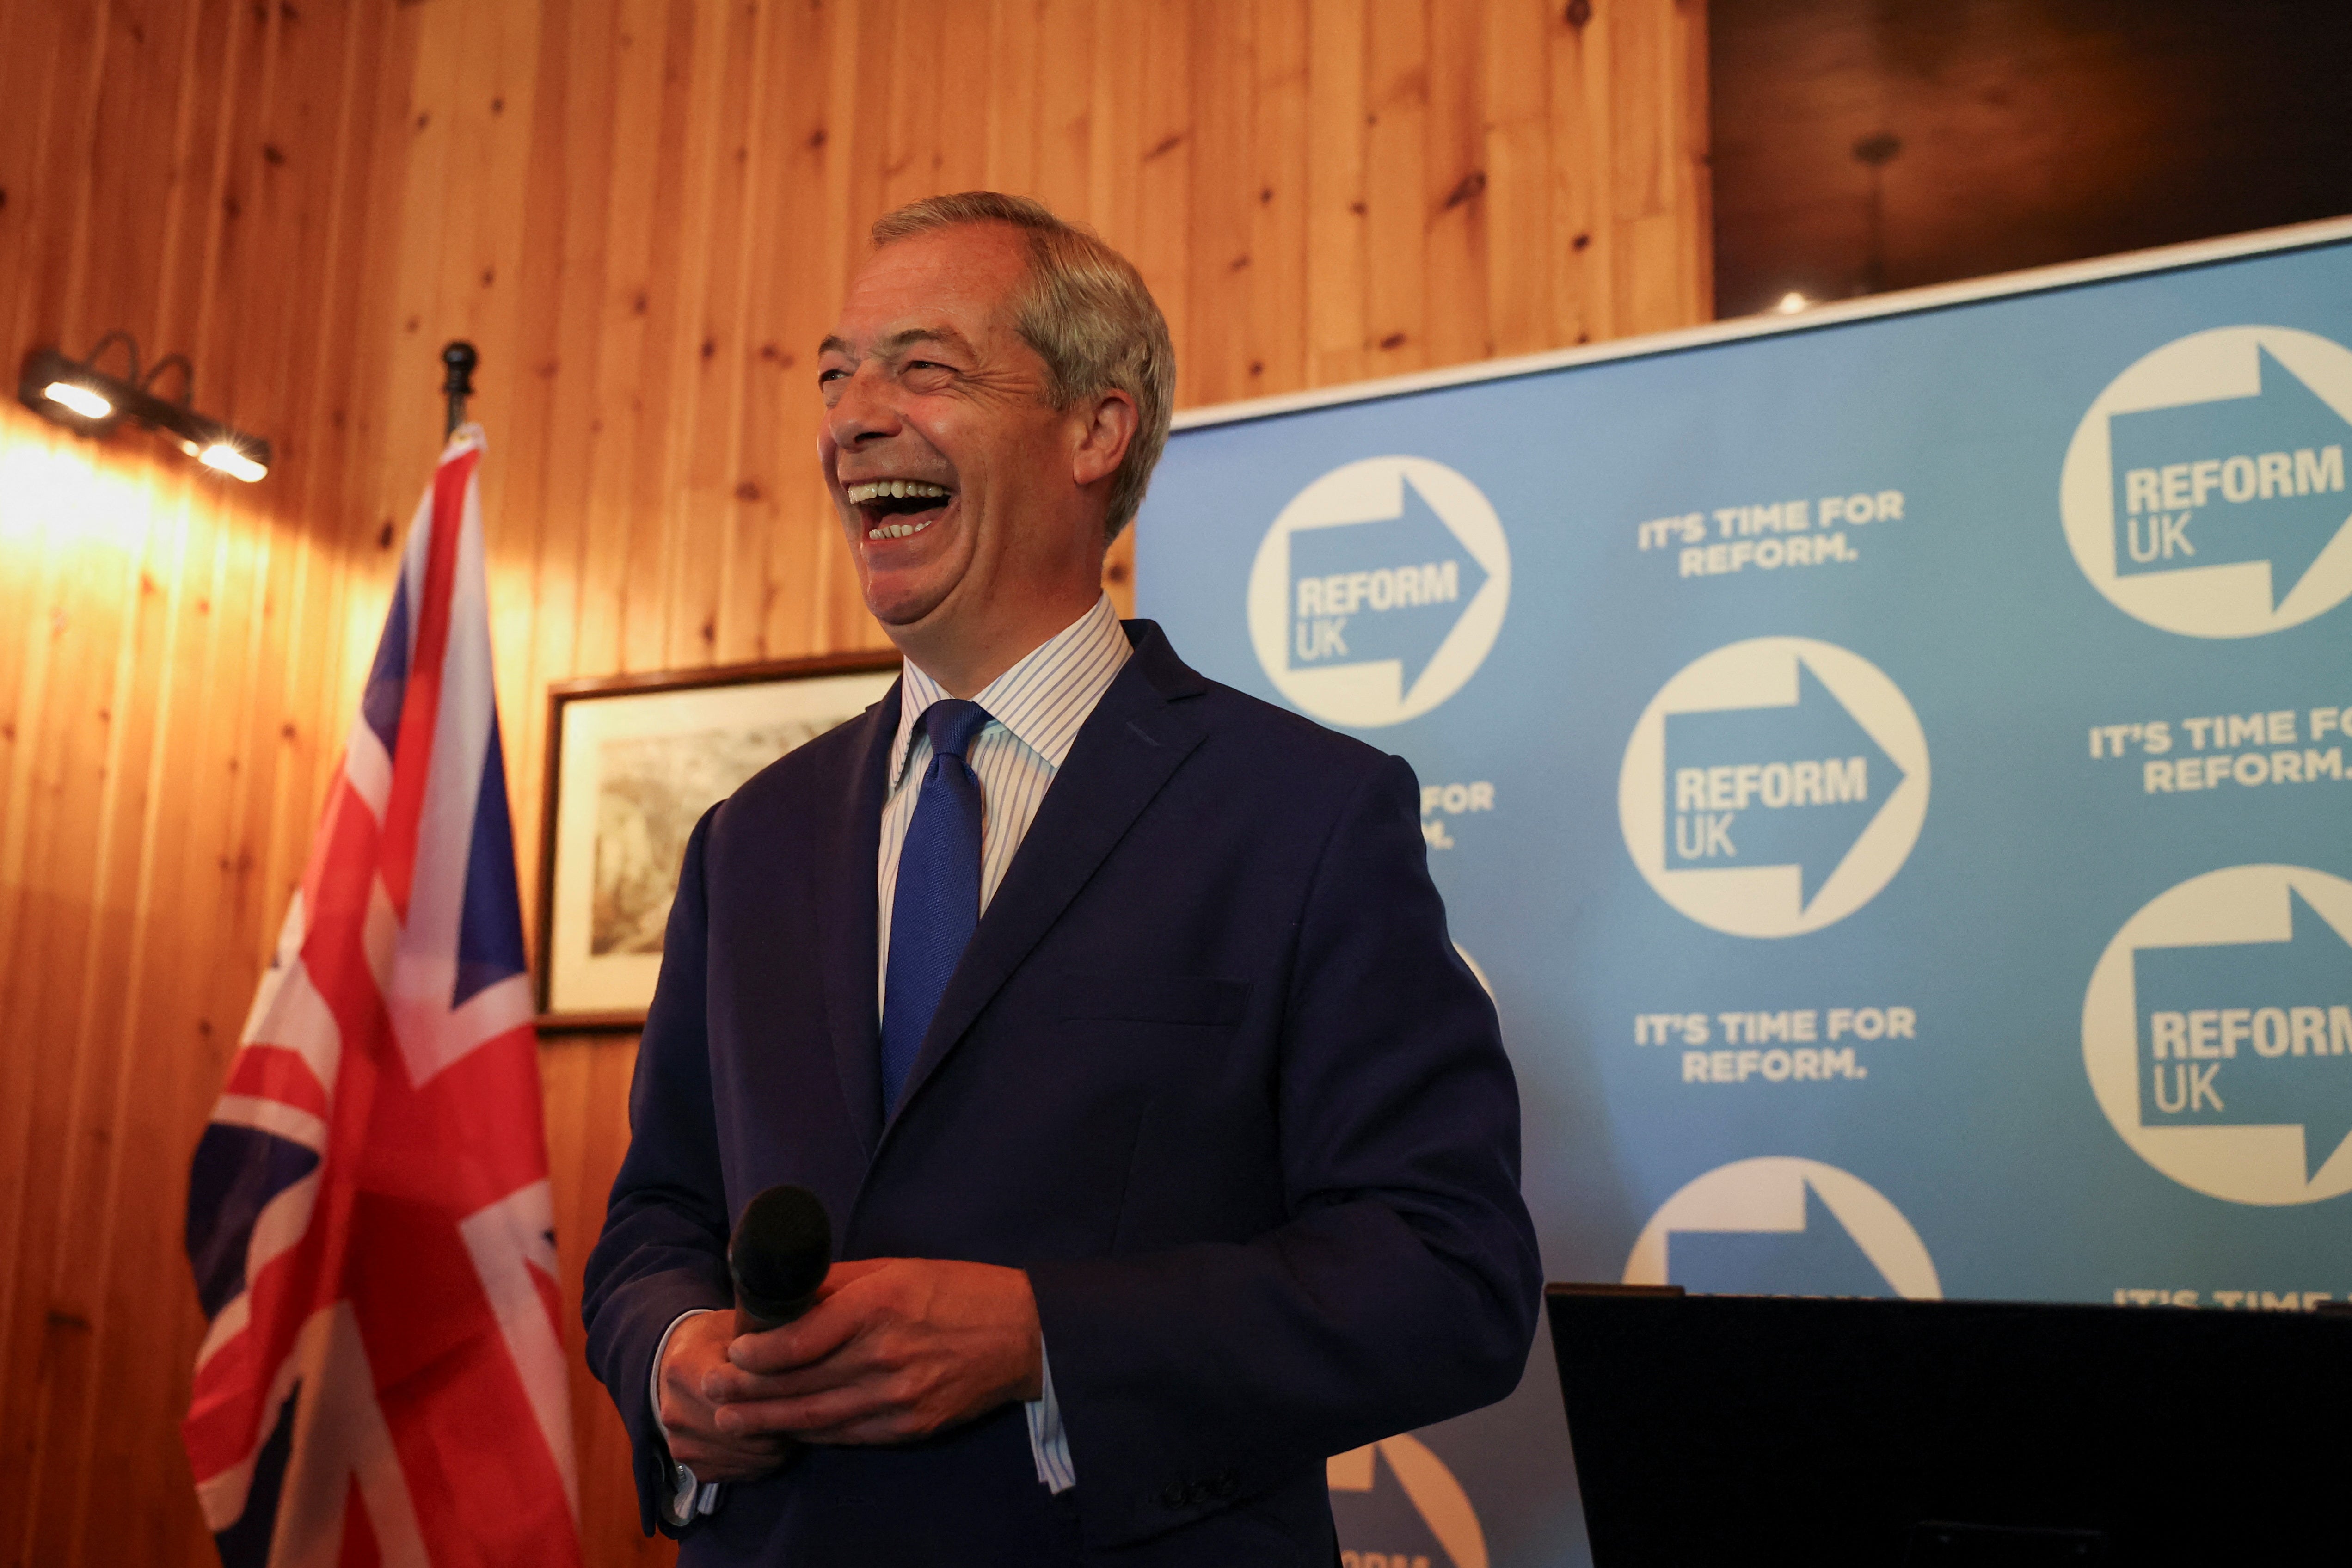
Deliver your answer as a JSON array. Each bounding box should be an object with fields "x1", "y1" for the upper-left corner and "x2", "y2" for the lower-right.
[{"x1": 880, "y1": 699, "x2": 992, "y2": 1117}]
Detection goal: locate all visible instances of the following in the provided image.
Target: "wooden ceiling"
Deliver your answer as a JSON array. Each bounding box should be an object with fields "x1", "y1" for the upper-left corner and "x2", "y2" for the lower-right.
[{"x1": 1709, "y1": 0, "x2": 2352, "y2": 318}]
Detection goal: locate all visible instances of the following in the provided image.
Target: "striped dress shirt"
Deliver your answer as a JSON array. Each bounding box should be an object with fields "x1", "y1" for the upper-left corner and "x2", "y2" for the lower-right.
[{"x1": 878, "y1": 592, "x2": 1130, "y2": 1494}]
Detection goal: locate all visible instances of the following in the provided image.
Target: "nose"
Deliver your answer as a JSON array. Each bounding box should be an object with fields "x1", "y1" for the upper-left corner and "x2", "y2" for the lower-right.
[{"x1": 826, "y1": 361, "x2": 902, "y2": 451}]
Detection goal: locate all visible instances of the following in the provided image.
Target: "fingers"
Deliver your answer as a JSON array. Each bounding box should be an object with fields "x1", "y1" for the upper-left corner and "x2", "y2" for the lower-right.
[
  {"x1": 719, "y1": 1289, "x2": 869, "y2": 1382},
  {"x1": 691, "y1": 1257, "x2": 1044, "y2": 1448},
  {"x1": 707, "y1": 1364, "x2": 976, "y2": 1447},
  {"x1": 710, "y1": 1381, "x2": 918, "y2": 1442},
  {"x1": 658, "y1": 1311, "x2": 736, "y2": 1429},
  {"x1": 658, "y1": 1311, "x2": 797, "y2": 1481},
  {"x1": 708, "y1": 1315, "x2": 895, "y2": 1404},
  {"x1": 716, "y1": 1256, "x2": 898, "y2": 1380},
  {"x1": 704, "y1": 1358, "x2": 854, "y2": 1407}
]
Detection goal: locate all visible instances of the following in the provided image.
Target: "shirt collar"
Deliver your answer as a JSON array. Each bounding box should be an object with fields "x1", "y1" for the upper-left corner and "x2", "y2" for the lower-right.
[{"x1": 888, "y1": 594, "x2": 1131, "y2": 790}]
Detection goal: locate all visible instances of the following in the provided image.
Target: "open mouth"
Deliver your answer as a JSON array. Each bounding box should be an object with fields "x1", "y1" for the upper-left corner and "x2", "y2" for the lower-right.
[{"x1": 845, "y1": 479, "x2": 953, "y2": 540}]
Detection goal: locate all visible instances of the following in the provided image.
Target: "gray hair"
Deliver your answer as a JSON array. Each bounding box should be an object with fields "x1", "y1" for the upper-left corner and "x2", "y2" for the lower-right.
[{"x1": 870, "y1": 192, "x2": 1175, "y2": 539}]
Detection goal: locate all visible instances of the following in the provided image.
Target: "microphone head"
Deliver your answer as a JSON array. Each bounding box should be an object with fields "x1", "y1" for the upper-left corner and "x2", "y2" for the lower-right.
[{"x1": 730, "y1": 1183, "x2": 832, "y2": 1317}]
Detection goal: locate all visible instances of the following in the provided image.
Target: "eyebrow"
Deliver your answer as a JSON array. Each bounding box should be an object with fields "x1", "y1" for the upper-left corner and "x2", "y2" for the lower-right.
[{"x1": 817, "y1": 326, "x2": 976, "y2": 361}]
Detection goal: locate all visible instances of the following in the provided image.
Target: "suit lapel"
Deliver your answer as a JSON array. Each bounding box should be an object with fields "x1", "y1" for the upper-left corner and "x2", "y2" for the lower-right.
[
  {"x1": 884, "y1": 624, "x2": 1209, "y2": 1131},
  {"x1": 818, "y1": 683, "x2": 900, "y2": 1161}
]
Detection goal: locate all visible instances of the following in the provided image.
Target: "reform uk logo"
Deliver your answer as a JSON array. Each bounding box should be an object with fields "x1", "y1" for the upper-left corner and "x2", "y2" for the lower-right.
[
  {"x1": 1248, "y1": 457, "x2": 1511, "y2": 728},
  {"x1": 2082, "y1": 865, "x2": 2352, "y2": 1205},
  {"x1": 1327, "y1": 1435, "x2": 1487, "y2": 1568},
  {"x1": 2061, "y1": 326, "x2": 2352, "y2": 637},
  {"x1": 1619, "y1": 638, "x2": 1930, "y2": 938},
  {"x1": 1623, "y1": 1157, "x2": 1942, "y2": 1298}
]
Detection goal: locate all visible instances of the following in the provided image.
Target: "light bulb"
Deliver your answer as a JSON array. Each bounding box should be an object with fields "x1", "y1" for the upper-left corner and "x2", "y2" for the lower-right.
[
  {"x1": 1774, "y1": 292, "x2": 1810, "y2": 315},
  {"x1": 43, "y1": 380, "x2": 113, "y2": 420},
  {"x1": 198, "y1": 442, "x2": 267, "y2": 483}
]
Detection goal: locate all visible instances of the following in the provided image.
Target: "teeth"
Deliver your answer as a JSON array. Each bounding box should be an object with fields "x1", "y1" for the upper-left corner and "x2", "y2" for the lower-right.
[
  {"x1": 845, "y1": 479, "x2": 951, "y2": 504},
  {"x1": 866, "y1": 517, "x2": 937, "y2": 541}
]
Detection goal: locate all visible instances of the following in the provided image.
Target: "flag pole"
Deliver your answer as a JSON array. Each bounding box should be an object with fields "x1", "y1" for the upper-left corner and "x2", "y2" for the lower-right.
[{"x1": 442, "y1": 340, "x2": 479, "y2": 437}]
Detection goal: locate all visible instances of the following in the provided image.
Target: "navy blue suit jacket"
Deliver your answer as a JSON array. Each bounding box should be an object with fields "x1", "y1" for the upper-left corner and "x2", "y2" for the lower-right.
[{"x1": 582, "y1": 621, "x2": 1541, "y2": 1565}]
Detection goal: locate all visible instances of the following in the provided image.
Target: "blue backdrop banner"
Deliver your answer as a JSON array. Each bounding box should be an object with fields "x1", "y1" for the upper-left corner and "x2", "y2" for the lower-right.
[{"x1": 1132, "y1": 223, "x2": 2352, "y2": 1568}]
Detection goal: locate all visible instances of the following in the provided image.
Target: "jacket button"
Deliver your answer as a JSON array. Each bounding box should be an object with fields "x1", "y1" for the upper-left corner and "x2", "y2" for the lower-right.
[
  {"x1": 1212, "y1": 1474, "x2": 1239, "y2": 1498},
  {"x1": 1160, "y1": 1484, "x2": 1188, "y2": 1509}
]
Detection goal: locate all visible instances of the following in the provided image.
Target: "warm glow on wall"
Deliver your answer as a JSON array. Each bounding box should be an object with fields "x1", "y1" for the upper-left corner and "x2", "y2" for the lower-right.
[{"x1": 0, "y1": 408, "x2": 167, "y2": 555}]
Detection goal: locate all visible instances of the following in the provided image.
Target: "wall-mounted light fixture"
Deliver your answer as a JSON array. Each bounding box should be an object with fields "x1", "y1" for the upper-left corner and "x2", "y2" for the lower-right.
[{"x1": 15, "y1": 332, "x2": 272, "y2": 482}]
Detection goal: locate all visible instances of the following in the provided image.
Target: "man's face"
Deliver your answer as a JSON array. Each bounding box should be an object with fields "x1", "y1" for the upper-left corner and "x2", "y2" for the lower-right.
[{"x1": 817, "y1": 224, "x2": 1096, "y2": 635}]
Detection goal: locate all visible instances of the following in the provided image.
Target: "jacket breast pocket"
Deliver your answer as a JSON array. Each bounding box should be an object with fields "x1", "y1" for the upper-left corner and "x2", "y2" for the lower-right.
[{"x1": 1050, "y1": 972, "x2": 1252, "y2": 1028}]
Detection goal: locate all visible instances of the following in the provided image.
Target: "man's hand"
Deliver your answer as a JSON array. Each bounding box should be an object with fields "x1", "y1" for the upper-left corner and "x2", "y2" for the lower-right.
[
  {"x1": 657, "y1": 1310, "x2": 799, "y2": 1482},
  {"x1": 701, "y1": 1258, "x2": 1044, "y2": 1446}
]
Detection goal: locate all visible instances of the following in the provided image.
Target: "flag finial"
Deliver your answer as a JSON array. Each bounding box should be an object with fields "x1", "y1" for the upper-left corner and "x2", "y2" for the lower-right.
[{"x1": 441, "y1": 341, "x2": 479, "y2": 438}]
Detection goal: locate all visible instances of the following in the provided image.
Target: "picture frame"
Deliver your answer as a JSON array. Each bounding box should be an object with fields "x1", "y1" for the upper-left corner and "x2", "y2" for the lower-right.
[{"x1": 537, "y1": 650, "x2": 901, "y2": 1029}]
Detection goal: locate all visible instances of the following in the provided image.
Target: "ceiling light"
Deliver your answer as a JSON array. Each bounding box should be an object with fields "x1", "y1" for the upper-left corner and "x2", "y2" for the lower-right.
[
  {"x1": 15, "y1": 336, "x2": 271, "y2": 481},
  {"x1": 1775, "y1": 292, "x2": 1811, "y2": 315}
]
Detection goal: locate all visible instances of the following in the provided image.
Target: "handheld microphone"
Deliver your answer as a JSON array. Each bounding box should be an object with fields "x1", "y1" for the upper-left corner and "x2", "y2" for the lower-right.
[
  {"x1": 669, "y1": 1186, "x2": 832, "y2": 1525},
  {"x1": 729, "y1": 1183, "x2": 833, "y2": 1335}
]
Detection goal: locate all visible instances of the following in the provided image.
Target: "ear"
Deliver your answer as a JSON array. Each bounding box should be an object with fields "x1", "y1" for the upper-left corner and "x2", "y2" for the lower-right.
[{"x1": 1069, "y1": 388, "x2": 1140, "y2": 489}]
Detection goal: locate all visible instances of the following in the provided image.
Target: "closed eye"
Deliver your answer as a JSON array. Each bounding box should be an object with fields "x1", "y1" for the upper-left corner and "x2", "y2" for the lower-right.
[{"x1": 899, "y1": 357, "x2": 962, "y2": 392}]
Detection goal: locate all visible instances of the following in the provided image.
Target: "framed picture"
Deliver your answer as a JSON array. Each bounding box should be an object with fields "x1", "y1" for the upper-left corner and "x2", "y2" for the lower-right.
[{"x1": 538, "y1": 651, "x2": 900, "y2": 1028}]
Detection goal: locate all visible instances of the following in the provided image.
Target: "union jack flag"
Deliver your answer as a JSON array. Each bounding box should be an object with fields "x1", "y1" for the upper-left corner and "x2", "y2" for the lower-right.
[{"x1": 183, "y1": 428, "x2": 582, "y2": 1567}]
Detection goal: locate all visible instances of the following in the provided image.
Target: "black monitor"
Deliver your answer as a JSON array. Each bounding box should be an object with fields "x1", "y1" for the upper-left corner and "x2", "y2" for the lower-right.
[{"x1": 1546, "y1": 1283, "x2": 2352, "y2": 1565}]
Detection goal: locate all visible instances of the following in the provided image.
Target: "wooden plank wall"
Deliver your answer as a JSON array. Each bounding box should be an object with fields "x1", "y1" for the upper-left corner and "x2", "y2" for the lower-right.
[
  {"x1": 0, "y1": 1, "x2": 1708, "y2": 1563},
  {"x1": 0, "y1": 2, "x2": 430, "y2": 1562}
]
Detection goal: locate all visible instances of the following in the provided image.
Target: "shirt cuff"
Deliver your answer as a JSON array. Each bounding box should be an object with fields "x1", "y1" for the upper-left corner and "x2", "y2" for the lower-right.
[
  {"x1": 1025, "y1": 1334, "x2": 1076, "y2": 1493},
  {"x1": 652, "y1": 1308, "x2": 723, "y2": 1521}
]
